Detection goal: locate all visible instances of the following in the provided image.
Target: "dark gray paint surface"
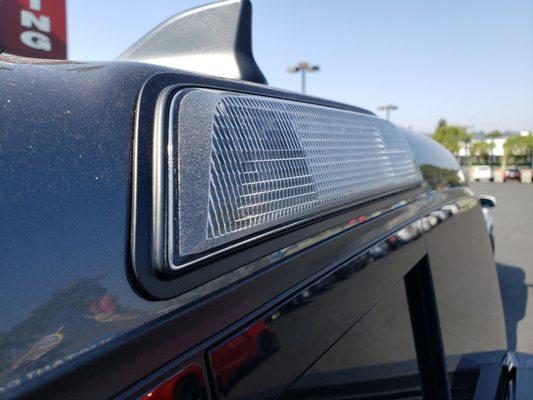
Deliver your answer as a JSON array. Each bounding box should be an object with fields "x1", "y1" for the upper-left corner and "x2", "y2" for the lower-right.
[
  {"x1": 0, "y1": 56, "x2": 507, "y2": 399},
  {"x1": 0, "y1": 57, "x2": 404, "y2": 396},
  {"x1": 282, "y1": 280, "x2": 422, "y2": 399},
  {"x1": 0, "y1": 58, "x2": 175, "y2": 394}
]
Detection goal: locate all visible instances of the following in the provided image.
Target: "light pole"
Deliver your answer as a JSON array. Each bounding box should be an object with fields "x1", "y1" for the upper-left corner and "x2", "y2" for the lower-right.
[
  {"x1": 377, "y1": 104, "x2": 398, "y2": 121},
  {"x1": 288, "y1": 62, "x2": 319, "y2": 94}
]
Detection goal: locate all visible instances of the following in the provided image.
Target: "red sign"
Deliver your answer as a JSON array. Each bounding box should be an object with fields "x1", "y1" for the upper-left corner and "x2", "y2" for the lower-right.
[{"x1": 0, "y1": 0, "x2": 67, "y2": 59}]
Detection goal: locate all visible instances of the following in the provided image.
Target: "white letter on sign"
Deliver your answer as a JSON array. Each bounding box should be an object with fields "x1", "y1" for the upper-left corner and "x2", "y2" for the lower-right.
[
  {"x1": 21, "y1": 10, "x2": 51, "y2": 33},
  {"x1": 20, "y1": 31, "x2": 52, "y2": 51}
]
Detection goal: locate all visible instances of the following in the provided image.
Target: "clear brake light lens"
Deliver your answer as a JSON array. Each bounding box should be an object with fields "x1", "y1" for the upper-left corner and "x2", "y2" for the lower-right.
[{"x1": 168, "y1": 89, "x2": 422, "y2": 268}]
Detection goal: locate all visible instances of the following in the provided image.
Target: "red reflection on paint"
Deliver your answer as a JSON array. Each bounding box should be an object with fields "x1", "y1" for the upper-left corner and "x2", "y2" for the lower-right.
[
  {"x1": 141, "y1": 365, "x2": 206, "y2": 400},
  {"x1": 210, "y1": 320, "x2": 279, "y2": 394},
  {"x1": 89, "y1": 294, "x2": 116, "y2": 314}
]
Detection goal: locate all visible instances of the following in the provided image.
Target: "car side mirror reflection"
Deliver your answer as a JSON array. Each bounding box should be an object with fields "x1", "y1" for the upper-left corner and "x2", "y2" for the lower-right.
[{"x1": 480, "y1": 195, "x2": 496, "y2": 208}]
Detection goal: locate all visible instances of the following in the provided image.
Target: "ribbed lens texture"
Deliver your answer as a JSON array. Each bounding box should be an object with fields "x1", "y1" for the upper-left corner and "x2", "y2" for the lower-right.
[{"x1": 206, "y1": 95, "x2": 420, "y2": 241}]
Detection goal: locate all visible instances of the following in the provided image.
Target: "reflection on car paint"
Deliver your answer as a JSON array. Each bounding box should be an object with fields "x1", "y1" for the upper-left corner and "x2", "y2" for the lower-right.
[
  {"x1": 11, "y1": 327, "x2": 64, "y2": 371},
  {"x1": 0, "y1": 191, "x2": 476, "y2": 396},
  {"x1": 85, "y1": 294, "x2": 140, "y2": 323},
  {"x1": 419, "y1": 164, "x2": 466, "y2": 191},
  {"x1": 209, "y1": 219, "x2": 423, "y2": 399},
  {"x1": 0, "y1": 195, "x2": 425, "y2": 393},
  {"x1": 0, "y1": 336, "x2": 116, "y2": 395},
  {"x1": 152, "y1": 197, "x2": 418, "y2": 320},
  {"x1": 210, "y1": 320, "x2": 279, "y2": 396},
  {"x1": 85, "y1": 313, "x2": 140, "y2": 324},
  {"x1": 0, "y1": 277, "x2": 141, "y2": 393},
  {"x1": 207, "y1": 196, "x2": 478, "y2": 400},
  {"x1": 140, "y1": 364, "x2": 207, "y2": 400},
  {"x1": 0, "y1": 195, "x2": 476, "y2": 396},
  {"x1": 282, "y1": 280, "x2": 423, "y2": 400}
]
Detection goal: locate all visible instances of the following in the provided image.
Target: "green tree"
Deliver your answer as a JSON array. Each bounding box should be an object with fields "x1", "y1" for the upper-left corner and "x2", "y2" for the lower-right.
[
  {"x1": 470, "y1": 141, "x2": 495, "y2": 164},
  {"x1": 503, "y1": 134, "x2": 533, "y2": 167},
  {"x1": 485, "y1": 130, "x2": 503, "y2": 138},
  {"x1": 432, "y1": 123, "x2": 471, "y2": 155},
  {"x1": 437, "y1": 118, "x2": 447, "y2": 129}
]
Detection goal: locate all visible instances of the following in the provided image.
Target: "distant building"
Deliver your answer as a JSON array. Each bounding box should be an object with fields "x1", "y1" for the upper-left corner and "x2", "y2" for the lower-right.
[{"x1": 458, "y1": 130, "x2": 531, "y2": 167}]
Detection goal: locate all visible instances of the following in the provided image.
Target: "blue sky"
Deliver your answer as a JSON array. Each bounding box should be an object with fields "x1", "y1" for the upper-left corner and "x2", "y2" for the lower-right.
[{"x1": 67, "y1": 0, "x2": 533, "y2": 133}]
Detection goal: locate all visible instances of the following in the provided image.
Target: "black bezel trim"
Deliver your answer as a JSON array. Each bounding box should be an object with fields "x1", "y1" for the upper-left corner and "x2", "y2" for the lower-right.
[{"x1": 130, "y1": 72, "x2": 423, "y2": 300}]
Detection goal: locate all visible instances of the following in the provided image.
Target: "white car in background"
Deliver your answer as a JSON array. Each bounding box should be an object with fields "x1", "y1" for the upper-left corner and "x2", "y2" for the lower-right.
[{"x1": 471, "y1": 165, "x2": 493, "y2": 182}]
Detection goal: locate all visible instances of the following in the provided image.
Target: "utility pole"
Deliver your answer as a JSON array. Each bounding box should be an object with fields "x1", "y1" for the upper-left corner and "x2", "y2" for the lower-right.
[
  {"x1": 377, "y1": 104, "x2": 398, "y2": 121},
  {"x1": 288, "y1": 62, "x2": 319, "y2": 94}
]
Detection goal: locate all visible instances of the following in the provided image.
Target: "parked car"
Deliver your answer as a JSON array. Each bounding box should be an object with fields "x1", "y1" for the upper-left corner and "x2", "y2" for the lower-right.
[
  {"x1": 504, "y1": 168, "x2": 521, "y2": 182},
  {"x1": 471, "y1": 165, "x2": 493, "y2": 182},
  {"x1": 0, "y1": 1, "x2": 521, "y2": 399}
]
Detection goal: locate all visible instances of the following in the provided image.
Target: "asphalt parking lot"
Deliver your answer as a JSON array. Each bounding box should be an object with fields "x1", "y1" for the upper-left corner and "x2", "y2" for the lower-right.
[{"x1": 470, "y1": 182, "x2": 533, "y2": 353}]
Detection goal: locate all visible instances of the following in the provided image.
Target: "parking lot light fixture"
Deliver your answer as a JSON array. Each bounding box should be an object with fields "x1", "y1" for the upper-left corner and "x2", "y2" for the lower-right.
[
  {"x1": 288, "y1": 61, "x2": 320, "y2": 94},
  {"x1": 377, "y1": 104, "x2": 398, "y2": 121}
]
